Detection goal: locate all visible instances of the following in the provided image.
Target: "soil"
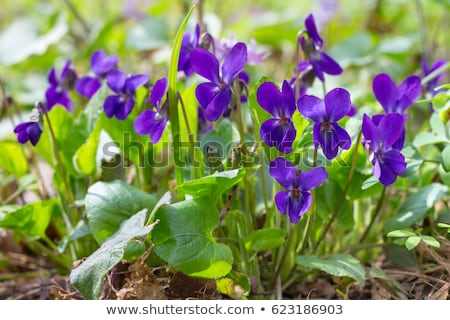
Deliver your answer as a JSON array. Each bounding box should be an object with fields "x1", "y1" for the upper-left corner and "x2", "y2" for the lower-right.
[{"x1": 1, "y1": 230, "x2": 449, "y2": 300}]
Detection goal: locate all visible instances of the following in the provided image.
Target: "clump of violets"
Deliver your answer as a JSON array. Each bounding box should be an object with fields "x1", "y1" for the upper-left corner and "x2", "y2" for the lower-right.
[
  {"x1": 45, "y1": 60, "x2": 77, "y2": 111},
  {"x1": 14, "y1": 103, "x2": 44, "y2": 146},
  {"x1": 362, "y1": 113, "x2": 407, "y2": 186},
  {"x1": 134, "y1": 77, "x2": 168, "y2": 143},
  {"x1": 257, "y1": 80, "x2": 297, "y2": 154},
  {"x1": 270, "y1": 157, "x2": 328, "y2": 223},
  {"x1": 298, "y1": 88, "x2": 352, "y2": 160},
  {"x1": 190, "y1": 42, "x2": 247, "y2": 121},
  {"x1": 103, "y1": 70, "x2": 149, "y2": 120},
  {"x1": 298, "y1": 13, "x2": 342, "y2": 82},
  {"x1": 75, "y1": 50, "x2": 118, "y2": 99}
]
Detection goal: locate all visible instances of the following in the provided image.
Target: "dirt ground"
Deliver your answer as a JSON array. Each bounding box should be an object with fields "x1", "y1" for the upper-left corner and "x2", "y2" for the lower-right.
[{"x1": 1, "y1": 245, "x2": 449, "y2": 300}]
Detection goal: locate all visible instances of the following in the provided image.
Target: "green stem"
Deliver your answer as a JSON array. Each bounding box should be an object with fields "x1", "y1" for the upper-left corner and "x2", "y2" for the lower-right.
[
  {"x1": 259, "y1": 158, "x2": 270, "y2": 217},
  {"x1": 42, "y1": 107, "x2": 75, "y2": 220},
  {"x1": 26, "y1": 237, "x2": 71, "y2": 270},
  {"x1": 234, "y1": 79, "x2": 245, "y2": 147},
  {"x1": 421, "y1": 62, "x2": 450, "y2": 85},
  {"x1": 270, "y1": 223, "x2": 296, "y2": 289},
  {"x1": 314, "y1": 130, "x2": 362, "y2": 252},
  {"x1": 296, "y1": 150, "x2": 318, "y2": 253},
  {"x1": 359, "y1": 186, "x2": 387, "y2": 243}
]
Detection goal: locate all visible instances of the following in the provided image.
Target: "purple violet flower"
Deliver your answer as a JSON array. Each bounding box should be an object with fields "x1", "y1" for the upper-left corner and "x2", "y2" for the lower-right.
[
  {"x1": 14, "y1": 104, "x2": 44, "y2": 146},
  {"x1": 178, "y1": 24, "x2": 201, "y2": 77},
  {"x1": 299, "y1": 14, "x2": 342, "y2": 82},
  {"x1": 372, "y1": 73, "x2": 422, "y2": 114},
  {"x1": 103, "y1": 70, "x2": 148, "y2": 120},
  {"x1": 298, "y1": 88, "x2": 352, "y2": 159},
  {"x1": 134, "y1": 77, "x2": 168, "y2": 144},
  {"x1": 190, "y1": 42, "x2": 247, "y2": 121},
  {"x1": 45, "y1": 60, "x2": 77, "y2": 111},
  {"x1": 303, "y1": 14, "x2": 323, "y2": 49},
  {"x1": 362, "y1": 113, "x2": 407, "y2": 186},
  {"x1": 214, "y1": 35, "x2": 265, "y2": 66},
  {"x1": 270, "y1": 157, "x2": 328, "y2": 223},
  {"x1": 257, "y1": 80, "x2": 297, "y2": 154},
  {"x1": 14, "y1": 122, "x2": 42, "y2": 146},
  {"x1": 421, "y1": 59, "x2": 447, "y2": 111},
  {"x1": 76, "y1": 50, "x2": 118, "y2": 99}
]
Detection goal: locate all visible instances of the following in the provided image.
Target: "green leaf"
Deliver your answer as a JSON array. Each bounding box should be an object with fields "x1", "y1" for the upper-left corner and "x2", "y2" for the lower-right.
[
  {"x1": 385, "y1": 183, "x2": 448, "y2": 232},
  {"x1": 368, "y1": 265, "x2": 410, "y2": 298},
  {"x1": 57, "y1": 219, "x2": 91, "y2": 253},
  {"x1": 361, "y1": 175, "x2": 379, "y2": 190},
  {"x1": 437, "y1": 222, "x2": 450, "y2": 228},
  {"x1": 387, "y1": 229, "x2": 416, "y2": 238},
  {"x1": 216, "y1": 271, "x2": 250, "y2": 299},
  {"x1": 0, "y1": 141, "x2": 29, "y2": 177},
  {"x1": 430, "y1": 113, "x2": 448, "y2": 139},
  {"x1": 85, "y1": 180, "x2": 157, "y2": 244},
  {"x1": 73, "y1": 117, "x2": 103, "y2": 175},
  {"x1": 0, "y1": 199, "x2": 58, "y2": 238},
  {"x1": 200, "y1": 118, "x2": 240, "y2": 163},
  {"x1": 421, "y1": 236, "x2": 440, "y2": 248},
  {"x1": 245, "y1": 228, "x2": 287, "y2": 253},
  {"x1": 189, "y1": 244, "x2": 233, "y2": 278},
  {"x1": 175, "y1": 169, "x2": 245, "y2": 201},
  {"x1": 70, "y1": 209, "x2": 158, "y2": 300},
  {"x1": 34, "y1": 106, "x2": 73, "y2": 167},
  {"x1": 296, "y1": 254, "x2": 366, "y2": 284},
  {"x1": 0, "y1": 15, "x2": 68, "y2": 65},
  {"x1": 153, "y1": 197, "x2": 232, "y2": 278},
  {"x1": 62, "y1": 85, "x2": 108, "y2": 176},
  {"x1": 405, "y1": 236, "x2": 421, "y2": 250},
  {"x1": 168, "y1": 5, "x2": 195, "y2": 187},
  {"x1": 441, "y1": 144, "x2": 450, "y2": 172},
  {"x1": 179, "y1": 83, "x2": 199, "y2": 144},
  {"x1": 413, "y1": 132, "x2": 448, "y2": 148}
]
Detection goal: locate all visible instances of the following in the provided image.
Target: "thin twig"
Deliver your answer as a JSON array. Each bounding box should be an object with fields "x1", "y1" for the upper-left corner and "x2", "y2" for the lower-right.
[{"x1": 384, "y1": 269, "x2": 448, "y2": 285}]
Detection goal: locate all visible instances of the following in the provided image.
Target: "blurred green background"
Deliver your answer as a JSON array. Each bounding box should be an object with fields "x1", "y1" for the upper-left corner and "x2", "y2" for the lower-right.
[{"x1": 0, "y1": 0, "x2": 448, "y2": 115}]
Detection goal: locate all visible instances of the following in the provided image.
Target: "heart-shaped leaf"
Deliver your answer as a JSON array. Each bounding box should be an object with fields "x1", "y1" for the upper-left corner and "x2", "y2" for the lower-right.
[
  {"x1": 70, "y1": 209, "x2": 158, "y2": 299},
  {"x1": 296, "y1": 254, "x2": 366, "y2": 284},
  {"x1": 85, "y1": 180, "x2": 157, "y2": 244}
]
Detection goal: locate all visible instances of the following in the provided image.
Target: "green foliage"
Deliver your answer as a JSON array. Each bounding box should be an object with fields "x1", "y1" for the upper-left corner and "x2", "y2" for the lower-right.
[
  {"x1": 245, "y1": 228, "x2": 287, "y2": 253},
  {"x1": 153, "y1": 197, "x2": 232, "y2": 278},
  {"x1": 216, "y1": 271, "x2": 251, "y2": 299},
  {"x1": 0, "y1": 141, "x2": 29, "y2": 177},
  {"x1": 70, "y1": 209, "x2": 158, "y2": 300},
  {"x1": 0, "y1": 199, "x2": 59, "y2": 238},
  {"x1": 385, "y1": 183, "x2": 448, "y2": 232},
  {"x1": 296, "y1": 254, "x2": 366, "y2": 284},
  {"x1": 175, "y1": 169, "x2": 244, "y2": 201},
  {"x1": 85, "y1": 180, "x2": 157, "y2": 244},
  {"x1": 1, "y1": 0, "x2": 449, "y2": 301}
]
